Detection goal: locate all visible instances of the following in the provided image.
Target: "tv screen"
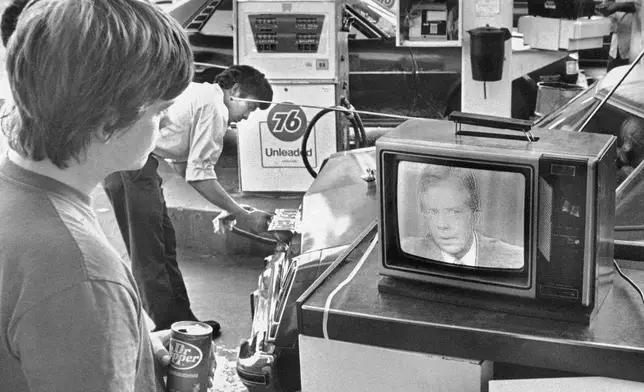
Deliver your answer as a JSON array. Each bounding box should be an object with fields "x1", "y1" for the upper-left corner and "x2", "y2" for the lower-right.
[{"x1": 397, "y1": 161, "x2": 526, "y2": 270}]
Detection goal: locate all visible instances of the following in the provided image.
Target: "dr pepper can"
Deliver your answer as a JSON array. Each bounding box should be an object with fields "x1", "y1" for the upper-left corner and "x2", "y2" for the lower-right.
[{"x1": 167, "y1": 321, "x2": 213, "y2": 392}]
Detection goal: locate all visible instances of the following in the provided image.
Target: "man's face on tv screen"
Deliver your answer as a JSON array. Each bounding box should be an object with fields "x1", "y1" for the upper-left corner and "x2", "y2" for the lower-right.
[{"x1": 422, "y1": 179, "x2": 476, "y2": 259}]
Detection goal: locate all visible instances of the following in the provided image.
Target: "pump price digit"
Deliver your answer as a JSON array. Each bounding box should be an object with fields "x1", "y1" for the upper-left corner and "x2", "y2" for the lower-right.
[{"x1": 267, "y1": 103, "x2": 308, "y2": 142}]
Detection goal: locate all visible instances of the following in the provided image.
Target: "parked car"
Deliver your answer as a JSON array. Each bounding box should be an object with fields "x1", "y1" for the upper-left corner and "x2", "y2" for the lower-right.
[
  {"x1": 168, "y1": 0, "x2": 574, "y2": 125},
  {"x1": 232, "y1": 61, "x2": 644, "y2": 391},
  {"x1": 536, "y1": 63, "x2": 644, "y2": 241}
]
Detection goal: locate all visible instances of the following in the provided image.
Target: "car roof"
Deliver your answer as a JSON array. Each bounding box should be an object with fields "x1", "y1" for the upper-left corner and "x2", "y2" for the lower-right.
[{"x1": 595, "y1": 65, "x2": 644, "y2": 117}]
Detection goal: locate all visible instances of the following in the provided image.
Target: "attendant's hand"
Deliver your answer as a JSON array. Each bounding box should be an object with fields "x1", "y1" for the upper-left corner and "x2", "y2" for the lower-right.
[
  {"x1": 596, "y1": 1, "x2": 616, "y2": 16},
  {"x1": 237, "y1": 209, "x2": 273, "y2": 233},
  {"x1": 149, "y1": 330, "x2": 216, "y2": 390}
]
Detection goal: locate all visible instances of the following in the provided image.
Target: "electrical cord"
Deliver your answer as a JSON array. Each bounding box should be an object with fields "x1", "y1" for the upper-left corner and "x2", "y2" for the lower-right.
[
  {"x1": 301, "y1": 99, "x2": 366, "y2": 178},
  {"x1": 614, "y1": 260, "x2": 644, "y2": 305}
]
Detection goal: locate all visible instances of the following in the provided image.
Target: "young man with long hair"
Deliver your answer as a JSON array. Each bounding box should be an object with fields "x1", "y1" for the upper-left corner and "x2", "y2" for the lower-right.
[{"x1": 0, "y1": 0, "x2": 195, "y2": 389}]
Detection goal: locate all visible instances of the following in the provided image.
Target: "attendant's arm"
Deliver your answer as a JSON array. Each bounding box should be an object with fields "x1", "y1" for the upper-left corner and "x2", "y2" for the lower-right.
[
  {"x1": 190, "y1": 178, "x2": 271, "y2": 233},
  {"x1": 599, "y1": 1, "x2": 637, "y2": 15},
  {"x1": 614, "y1": 1, "x2": 637, "y2": 13},
  {"x1": 185, "y1": 100, "x2": 271, "y2": 233},
  {"x1": 190, "y1": 178, "x2": 248, "y2": 217}
]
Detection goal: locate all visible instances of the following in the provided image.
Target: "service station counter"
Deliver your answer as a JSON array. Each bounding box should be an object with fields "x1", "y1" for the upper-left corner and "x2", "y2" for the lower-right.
[{"x1": 296, "y1": 222, "x2": 644, "y2": 391}]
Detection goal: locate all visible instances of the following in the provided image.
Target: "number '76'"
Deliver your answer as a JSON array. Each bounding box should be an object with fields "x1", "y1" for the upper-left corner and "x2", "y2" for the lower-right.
[{"x1": 272, "y1": 109, "x2": 303, "y2": 133}]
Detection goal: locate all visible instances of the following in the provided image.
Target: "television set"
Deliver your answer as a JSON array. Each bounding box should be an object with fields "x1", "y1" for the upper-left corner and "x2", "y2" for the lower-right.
[{"x1": 376, "y1": 113, "x2": 616, "y2": 323}]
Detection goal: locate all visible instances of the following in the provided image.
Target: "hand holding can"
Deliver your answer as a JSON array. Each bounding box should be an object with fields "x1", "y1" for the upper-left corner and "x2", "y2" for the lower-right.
[{"x1": 167, "y1": 321, "x2": 215, "y2": 392}]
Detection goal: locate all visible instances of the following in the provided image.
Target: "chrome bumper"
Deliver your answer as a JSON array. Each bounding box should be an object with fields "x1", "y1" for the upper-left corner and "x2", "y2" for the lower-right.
[
  {"x1": 236, "y1": 334, "x2": 278, "y2": 392},
  {"x1": 236, "y1": 286, "x2": 278, "y2": 392},
  {"x1": 236, "y1": 246, "x2": 300, "y2": 391}
]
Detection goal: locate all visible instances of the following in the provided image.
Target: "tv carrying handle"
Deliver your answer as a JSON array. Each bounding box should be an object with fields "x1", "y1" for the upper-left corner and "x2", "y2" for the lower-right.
[{"x1": 448, "y1": 111, "x2": 537, "y2": 142}]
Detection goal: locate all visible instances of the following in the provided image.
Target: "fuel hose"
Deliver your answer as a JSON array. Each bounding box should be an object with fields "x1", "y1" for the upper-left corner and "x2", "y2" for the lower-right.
[{"x1": 301, "y1": 101, "x2": 366, "y2": 178}]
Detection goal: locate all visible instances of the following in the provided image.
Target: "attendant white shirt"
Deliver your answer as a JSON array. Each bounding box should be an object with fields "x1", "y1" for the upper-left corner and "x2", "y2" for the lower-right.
[
  {"x1": 441, "y1": 233, "x2": 477, "y2": 266},
  {"x1": 153, "y1": 82, "x2": 229, "y2": 182},
  {"x1": 609, "y1": 0, "x2": 634, "y2": 59},
  {"x1": 629, "y1": 0, "x2": 644, "y2": 63}
]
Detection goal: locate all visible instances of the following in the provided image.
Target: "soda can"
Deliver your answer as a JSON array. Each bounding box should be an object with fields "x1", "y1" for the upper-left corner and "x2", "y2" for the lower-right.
[{"x1": 167, "y1": 321, "x2": 213, "y2": 392}]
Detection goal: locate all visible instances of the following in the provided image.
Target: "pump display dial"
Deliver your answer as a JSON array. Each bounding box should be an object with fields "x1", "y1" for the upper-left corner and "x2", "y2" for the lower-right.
[{"x1": 248, "y1": 14, "x2": 325, "y2": 53}]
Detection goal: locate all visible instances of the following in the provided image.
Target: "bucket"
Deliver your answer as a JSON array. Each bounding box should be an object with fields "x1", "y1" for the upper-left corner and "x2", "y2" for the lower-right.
[
  {"x1": 535, "y1": 82, "x2": 585, "y2": 117},
  {"x1": 467, "y1": 25, "x2": 512, "y2": 82}
]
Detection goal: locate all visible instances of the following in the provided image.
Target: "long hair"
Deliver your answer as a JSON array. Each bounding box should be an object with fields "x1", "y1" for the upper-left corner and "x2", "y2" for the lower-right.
[{"x1": 4, "y1": 0, "x2": 194, "y2": 168}]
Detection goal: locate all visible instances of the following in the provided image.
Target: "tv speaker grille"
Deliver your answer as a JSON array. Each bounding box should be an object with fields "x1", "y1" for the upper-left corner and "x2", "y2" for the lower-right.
[{"x1": 538, "y1": 178, "x2": 553, "y2": 260}]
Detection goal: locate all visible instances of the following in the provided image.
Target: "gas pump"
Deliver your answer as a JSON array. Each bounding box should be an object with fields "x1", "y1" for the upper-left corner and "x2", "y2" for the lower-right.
[{"x1": 234, "y1": 0, "x2": 350, "y2": 192}]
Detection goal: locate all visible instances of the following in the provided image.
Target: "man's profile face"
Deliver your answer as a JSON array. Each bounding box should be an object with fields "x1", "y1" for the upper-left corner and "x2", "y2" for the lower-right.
[
  {"x1": 422, "y1": 178, "x2": 476, "y2": 259},
  {"x1": 228, "y1": 94, "x2": 259, "y2": 124}
]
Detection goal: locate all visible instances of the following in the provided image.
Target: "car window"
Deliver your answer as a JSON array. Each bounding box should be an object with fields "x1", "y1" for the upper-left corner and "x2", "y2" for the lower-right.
[
  {"x1": 535, "y1": 87, "x2": 599, "y2": 132},
  {"x1": 537, "y1": 65, "x2": 644, "y2": 186},
  {"x1": 537, "y1": 63, "x2": 644, "y2": 242},
  {"x1": 536, "y1": 91, "x2": 636, "y2": 151},
  {"x1": 616, "y1": 158, "x2": 644, "y2": 242},
  {"x1": 576, "y1": 103, "x2": 635, "y2": 144}
]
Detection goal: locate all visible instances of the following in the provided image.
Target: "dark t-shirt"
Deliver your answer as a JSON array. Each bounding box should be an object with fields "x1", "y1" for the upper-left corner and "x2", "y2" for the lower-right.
[{"x1": 0, "y1": 158, "x2": 160, "y2": 391}]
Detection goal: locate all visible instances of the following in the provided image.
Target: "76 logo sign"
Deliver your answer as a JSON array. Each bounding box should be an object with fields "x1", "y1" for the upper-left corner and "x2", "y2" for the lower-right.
[{"x1": 266, "y1": 103, "x2": 309, "y2": 142}]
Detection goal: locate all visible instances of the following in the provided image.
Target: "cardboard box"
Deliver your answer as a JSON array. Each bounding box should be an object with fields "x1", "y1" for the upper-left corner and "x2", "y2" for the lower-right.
[
  {"x1": 490, "y1": 376, "x2": 644, "y2": 392},
  {"x1": 559, "y1": 17, "x2": 611, "y2": 50},
  {"x1": 518, "y1": 15, "x2": 560, "y2": 51},
  {"x1": 518, "y1": 16, "x2": 611, "y2": 51},
  {"x1": 300, "y1": 335, "x2": 493, "y2": 392}
]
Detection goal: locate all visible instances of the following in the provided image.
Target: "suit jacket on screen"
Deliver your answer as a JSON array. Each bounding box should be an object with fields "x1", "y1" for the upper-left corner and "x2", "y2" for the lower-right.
[{"x1": 401, "y1": 232, "x2": 524, "y2": 269}]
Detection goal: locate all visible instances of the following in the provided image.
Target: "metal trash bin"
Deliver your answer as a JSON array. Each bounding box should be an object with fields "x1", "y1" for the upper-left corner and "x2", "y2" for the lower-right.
[{"x1": 535, "y1": 82, "x2": 585, "y2": 117}]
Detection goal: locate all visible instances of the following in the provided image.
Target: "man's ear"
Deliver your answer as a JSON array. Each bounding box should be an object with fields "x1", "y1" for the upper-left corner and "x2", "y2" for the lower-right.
[
  {"x1": 95, "y1": 109, "x2": 120, "y2": 143},
  {"x1": 230, "y1": 83, "x2": 242, "y2": 97}
]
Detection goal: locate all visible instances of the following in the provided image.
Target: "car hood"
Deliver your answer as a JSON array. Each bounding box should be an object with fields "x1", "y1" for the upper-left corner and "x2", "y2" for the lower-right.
[{"x1": 300, "y1": 147, "x2": 379, "y2": 254}]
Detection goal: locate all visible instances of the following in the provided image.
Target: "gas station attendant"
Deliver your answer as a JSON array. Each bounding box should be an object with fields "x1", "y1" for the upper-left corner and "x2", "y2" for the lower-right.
[{"x1": 102, "y1": 65, "x2": 275, "y2": 334}]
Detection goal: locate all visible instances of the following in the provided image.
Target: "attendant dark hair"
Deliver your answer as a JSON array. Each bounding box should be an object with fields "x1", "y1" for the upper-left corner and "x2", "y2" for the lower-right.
[{"x1": 215, "y1": 65, "x2": 273, "y2": 110}]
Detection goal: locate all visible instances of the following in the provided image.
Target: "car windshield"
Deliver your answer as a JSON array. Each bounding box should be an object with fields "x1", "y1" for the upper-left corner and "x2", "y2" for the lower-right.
[
  {"x1": 536, "y1": 59, "x2": 644, "y2": 245},
  {"x1": 536, "y1": 65, "x2": 644, "y2": 134}
]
